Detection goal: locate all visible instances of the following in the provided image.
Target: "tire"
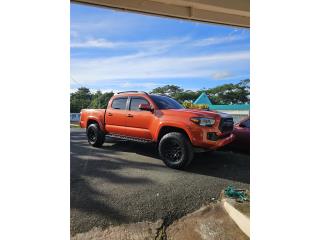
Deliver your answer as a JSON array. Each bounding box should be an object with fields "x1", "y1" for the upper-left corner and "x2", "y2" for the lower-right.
[
  {"x1": 86, "y1": 123, "x2": 105, "y2": 147},
  {"x1": 158, "y1": 132, "x2": 194, "y2": 169}
]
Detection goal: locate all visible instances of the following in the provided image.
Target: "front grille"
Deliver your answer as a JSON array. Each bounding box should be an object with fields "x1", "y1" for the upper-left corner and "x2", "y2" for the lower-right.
[{"x1": 219, "y1": 117, "x2": 234, "y2": 133}]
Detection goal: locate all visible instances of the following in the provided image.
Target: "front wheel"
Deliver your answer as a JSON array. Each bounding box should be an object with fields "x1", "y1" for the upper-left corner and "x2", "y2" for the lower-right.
[
  {"x1": 158, "y1": 132, "x2": 194, "y2": 169},
  {"x1": 86, "y1": 123, "x2": 105, "y2": 147}
]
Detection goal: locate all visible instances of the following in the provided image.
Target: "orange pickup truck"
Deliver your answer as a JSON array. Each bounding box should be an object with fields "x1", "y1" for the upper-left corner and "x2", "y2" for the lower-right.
[{"x1": 80, "y1": 91, "x2": 235, "y2": 169}]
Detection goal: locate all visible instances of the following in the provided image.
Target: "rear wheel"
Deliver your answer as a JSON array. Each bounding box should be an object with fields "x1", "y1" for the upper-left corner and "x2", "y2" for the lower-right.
[
  {"x1": 158, "y1": 132, "x2": 194, "y2": 169},
  {"x1": 86, "y1": 123, "x2": 105, "y2": 147}
]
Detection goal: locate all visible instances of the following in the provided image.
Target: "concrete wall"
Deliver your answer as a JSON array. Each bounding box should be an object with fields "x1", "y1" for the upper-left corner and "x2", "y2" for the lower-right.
[
  {"x1": 214, "y1": 110, "x2": 249, "y2": 123},
  {"x1": 229, "y1": 114, "x2": 249, "y2": 123},
  {"x1": 216, "y1": 110, "x2": 249, "y2": 123},
  {"x1": 217, "y1": 110, "x2": 249, "y2": 115}
]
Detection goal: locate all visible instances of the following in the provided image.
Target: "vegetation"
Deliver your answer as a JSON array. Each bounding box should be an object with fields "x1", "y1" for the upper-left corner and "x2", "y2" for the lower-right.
[
  {"x1": 150, "y1": 79, "x2": 250, "y2": 104},
  {"x1": 70, "y1": 87, "x2": 114, "y2": 113},
  {"x1": 150, "y1": 85, "x2": 199, "y2": 102},
  {"x1": 70, "y1": 79, "x2": 249, "y2": 112},
  {"x1": 182, "y1": 101, "x2": 209, "y2": 110},
  {"x1": 205, "y1": 79, "x2": 250, "y2": 104}
]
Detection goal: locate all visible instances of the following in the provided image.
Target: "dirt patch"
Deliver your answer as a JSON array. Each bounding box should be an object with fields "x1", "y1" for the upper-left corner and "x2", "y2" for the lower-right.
[
  {"x1": 71, "y1": 219, "x2": 163, "y2": 240},
  {"x1": 166, "y1": 202, "x2": 249, "y2": 240},
  {"x1": 71, "y1": 200, "x2": 250, "y2": 240}
]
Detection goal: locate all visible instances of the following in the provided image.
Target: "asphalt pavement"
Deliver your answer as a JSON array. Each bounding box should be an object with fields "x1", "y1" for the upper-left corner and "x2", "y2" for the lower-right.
[{"x1": 70, "y1": 128, "x2": 250, "y2": 235}]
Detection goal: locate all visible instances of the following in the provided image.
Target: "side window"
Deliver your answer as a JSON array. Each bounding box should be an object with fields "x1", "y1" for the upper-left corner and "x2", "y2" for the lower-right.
[
  {"x1": 130, "y1": 97, "x2": 149, "y2": 111},
  {"x1": 111, "y1": 97, "x2": 128, "y2": 110}
]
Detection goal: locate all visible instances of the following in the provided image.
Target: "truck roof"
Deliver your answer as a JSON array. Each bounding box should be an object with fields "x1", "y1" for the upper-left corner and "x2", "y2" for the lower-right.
[{"x1": 116, "y1": 91, "x2": 148, "y2": 95}]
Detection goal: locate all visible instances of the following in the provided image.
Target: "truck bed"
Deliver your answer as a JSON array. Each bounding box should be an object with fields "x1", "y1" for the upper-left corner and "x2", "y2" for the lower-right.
[{"x1": 80, "y1": 109, "x2": 106, "y2": 130}]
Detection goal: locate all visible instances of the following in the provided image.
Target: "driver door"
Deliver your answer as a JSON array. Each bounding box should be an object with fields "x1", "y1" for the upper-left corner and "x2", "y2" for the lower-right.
[{"x1": 125, "y1": 97, "x2": 154, "y2": 140}]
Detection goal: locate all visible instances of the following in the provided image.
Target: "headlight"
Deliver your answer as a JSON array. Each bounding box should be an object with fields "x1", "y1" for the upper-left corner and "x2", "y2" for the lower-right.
[{"x1": 190, "y1": 117, "x2": 215, "y2": 127}]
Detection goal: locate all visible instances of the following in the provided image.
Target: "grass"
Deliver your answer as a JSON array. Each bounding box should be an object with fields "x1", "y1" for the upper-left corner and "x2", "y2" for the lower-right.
[{"x1": 70, "y1": 123, "x2": 81, "y2": 128}]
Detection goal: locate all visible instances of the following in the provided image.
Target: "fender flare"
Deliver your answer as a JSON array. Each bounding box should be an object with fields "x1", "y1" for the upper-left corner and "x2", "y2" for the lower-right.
[
  {"x1": 86, "y1": 116, "x2": 104, "y2": 131},
  {"x1": 155, "y1": 122, "x2": 193, "y2": 143}
]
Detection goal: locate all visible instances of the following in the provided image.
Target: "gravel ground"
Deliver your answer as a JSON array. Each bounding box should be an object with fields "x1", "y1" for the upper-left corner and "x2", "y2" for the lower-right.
[{"x1": 70, "y1": 128, "x2": 250, "y2": 236}]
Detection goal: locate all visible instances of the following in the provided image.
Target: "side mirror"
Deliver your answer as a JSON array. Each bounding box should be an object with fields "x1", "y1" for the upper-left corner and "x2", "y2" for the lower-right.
[{"x1": 139, "y1": 103, "x2": 153, "y2": 112}]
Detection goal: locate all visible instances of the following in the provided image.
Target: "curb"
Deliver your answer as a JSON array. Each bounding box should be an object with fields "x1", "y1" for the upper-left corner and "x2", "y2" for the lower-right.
[{"x1": 222, "y1": 199, "x2": 250, "y2": 237}]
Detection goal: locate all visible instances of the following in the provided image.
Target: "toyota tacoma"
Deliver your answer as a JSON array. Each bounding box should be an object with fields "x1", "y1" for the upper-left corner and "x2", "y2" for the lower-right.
[{"x1": 80, "y1": 91, "x2": 235, "y2": 169}]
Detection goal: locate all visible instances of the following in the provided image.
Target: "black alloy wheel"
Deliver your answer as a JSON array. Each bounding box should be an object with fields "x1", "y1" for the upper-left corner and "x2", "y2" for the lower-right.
[
  {"x1": 158, "y1": 132, "x2": 194, "y2": 169},
  {"x1": 162, "y1": 139, "x2": 183, "y2": 163},
  {"x1": 86, "y1": 123, "x2": 105, "y2": 147},
  {"x1": 87, "y1": 127, "x2": 97, "y2": 143}
]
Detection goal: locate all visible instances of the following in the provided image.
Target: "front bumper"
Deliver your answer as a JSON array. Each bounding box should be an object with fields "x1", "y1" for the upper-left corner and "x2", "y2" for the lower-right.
[
  {"x1": 209, "y1": 133, "x2": 235, "y2": 150},
  {"x1": 188, "y1": 125, "x2": 235, "y2": 150},
  {"x1": 193, "y1": 133, "x2": 235, "y2": 150}
]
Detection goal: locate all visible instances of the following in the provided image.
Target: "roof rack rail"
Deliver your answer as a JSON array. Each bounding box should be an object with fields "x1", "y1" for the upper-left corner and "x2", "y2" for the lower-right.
[{"x1": 117, "y1": 91, "x2": 149, "y2": 95}]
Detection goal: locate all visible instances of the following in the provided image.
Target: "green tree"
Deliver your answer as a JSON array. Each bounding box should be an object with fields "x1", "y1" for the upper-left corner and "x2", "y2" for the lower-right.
[
  {"x1": 89, "y1": 90, "x2": 103, "y2": 109},
  {"x1": 174, "y1": 90, "x2": 200, "y2": 103},
  {"x1": 70, "y1": 88, "x2": 115, "y2": 112},
  {"x1": 150, "y1": 85, "x2": 200, "y2": 103},
  {"x1": 89, "y1": 91, "x2": 114, "y2": 109},
  {"x1": 70, "y1": 87, "x2": 92, "y2": 112},
  {"x1": 205, "y1": 79, "x2": 250, "y2": 104},
  {"x1": 150, "y1": 85, "x2": 184, "y2": 97},
  {"x1": 149, "y1": 80, "x2": 250, "y2": 105}
]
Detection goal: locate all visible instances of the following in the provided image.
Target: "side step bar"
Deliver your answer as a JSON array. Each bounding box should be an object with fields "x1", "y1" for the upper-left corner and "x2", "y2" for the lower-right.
[{"x1": 105, "y1": 134, "x2": 153, "y2": 143}]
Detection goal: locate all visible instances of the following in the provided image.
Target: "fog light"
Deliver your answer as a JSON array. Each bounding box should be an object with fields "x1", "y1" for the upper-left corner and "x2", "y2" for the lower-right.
[{"x1": 207, "y1": 132, "x2": 218, "y2": 141}]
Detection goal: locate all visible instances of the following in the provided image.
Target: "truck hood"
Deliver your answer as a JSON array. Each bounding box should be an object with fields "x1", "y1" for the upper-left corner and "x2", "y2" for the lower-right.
[{"x1": 161, "y1": 109, "x2": 230, "y2": 119}]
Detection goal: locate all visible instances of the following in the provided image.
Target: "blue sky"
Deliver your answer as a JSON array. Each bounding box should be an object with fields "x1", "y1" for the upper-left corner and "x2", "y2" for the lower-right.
[{"x1": 71, "y1": 3, "x2": 250, "y2": 93}]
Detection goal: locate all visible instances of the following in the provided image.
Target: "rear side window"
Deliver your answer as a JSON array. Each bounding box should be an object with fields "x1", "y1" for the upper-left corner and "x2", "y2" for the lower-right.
[
  {"x1": 111, "y1": 97, "x2": 127, "y2": 110},
  {"x1": 130, "y1": 97, "x2": 149, "y2": 111}
]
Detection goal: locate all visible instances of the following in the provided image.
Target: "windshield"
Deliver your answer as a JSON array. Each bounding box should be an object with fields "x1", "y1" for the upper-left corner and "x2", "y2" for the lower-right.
[{"x1": 150, "y1": 95, "x2": 184, "y2": 110}]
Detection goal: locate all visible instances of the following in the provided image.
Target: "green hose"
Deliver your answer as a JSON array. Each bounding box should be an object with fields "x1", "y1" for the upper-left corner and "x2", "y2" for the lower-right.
[{"x1": 224, "y1": 186, "x2": 249, "y2": 202}]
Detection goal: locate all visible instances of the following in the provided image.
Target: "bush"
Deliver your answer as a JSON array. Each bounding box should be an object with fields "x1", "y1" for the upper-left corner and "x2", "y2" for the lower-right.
[{"x1": 183, "y1": 101, "x2": 209, "y2": 110}]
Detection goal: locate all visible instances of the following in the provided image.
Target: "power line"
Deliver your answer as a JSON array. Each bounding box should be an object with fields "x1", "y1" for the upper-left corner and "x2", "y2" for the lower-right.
[{"x1": 70, "y1": 75, "x2": 84, "y2": 88}]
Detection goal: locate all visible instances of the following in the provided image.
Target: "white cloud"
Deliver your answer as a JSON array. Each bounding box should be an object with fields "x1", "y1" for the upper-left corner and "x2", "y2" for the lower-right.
[
  {"x1": 71, "y1": 38, "x2": 116, "y2": 48},
  {"x1": 70, "y1": 30, "x2": 78, "y2": 38},
  {"x1": 71, "y1": 37, "x2": 189, "y2": 50},
  {"x1": 120, "y1": 82, "x2": 162, "y2": 88},
  {"x1": 192, "y1": 35, "x2": 246, "y2": 47},
  {"x1": 71, "y1": 50, "x2": 249, "y2": 83},
  {"x1": 212, "y1": 71, "x2": 232, "y2": 80},
  {"x1": 71, "y1": 34, "x2": 245, "y2": 50}
]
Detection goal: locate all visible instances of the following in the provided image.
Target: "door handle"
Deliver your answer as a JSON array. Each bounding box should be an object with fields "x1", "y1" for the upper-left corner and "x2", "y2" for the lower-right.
[
  {"x1": 108, "y1": 113, "x2": 112, "y2": 116},
  {"x1": 127, "y1": 114, "x2": 133, "y2": 117}
]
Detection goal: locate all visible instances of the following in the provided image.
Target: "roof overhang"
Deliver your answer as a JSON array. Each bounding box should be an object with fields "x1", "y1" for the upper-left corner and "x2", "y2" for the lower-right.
[{"x1": 72, "y1": 0, "x2": 250, "y2": 28}]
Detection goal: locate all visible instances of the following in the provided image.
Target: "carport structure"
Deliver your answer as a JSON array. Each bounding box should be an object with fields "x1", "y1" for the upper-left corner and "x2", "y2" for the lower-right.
[{"x1": 72, "y1": 0, "x2": 249, "y2": 28}]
